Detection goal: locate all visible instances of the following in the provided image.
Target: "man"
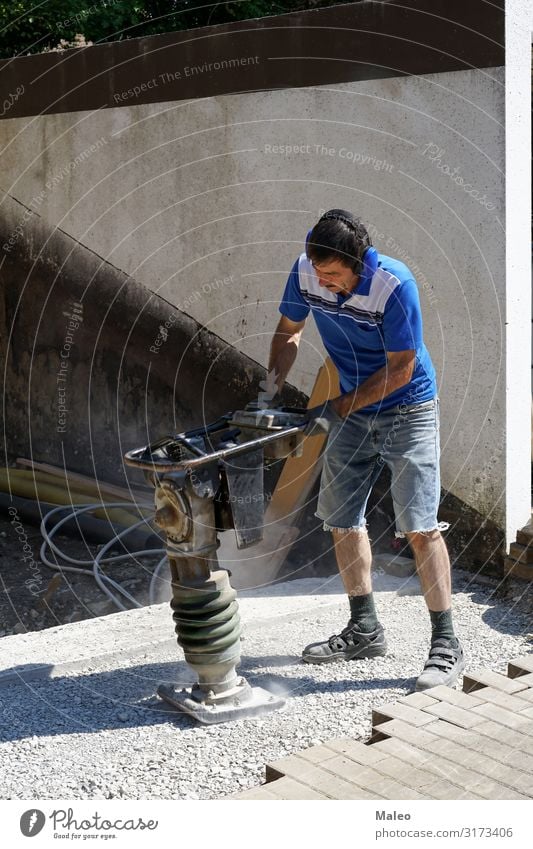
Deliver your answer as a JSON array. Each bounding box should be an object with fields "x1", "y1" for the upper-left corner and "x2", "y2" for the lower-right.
[{"x1": 266, "y1": 209, "x2": 464, "y2": 691}]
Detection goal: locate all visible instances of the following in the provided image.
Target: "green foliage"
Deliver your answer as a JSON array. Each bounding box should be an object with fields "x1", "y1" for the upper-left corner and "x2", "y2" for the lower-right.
[{"x1": 0, "y1": 1, "x2": 353, "y2": 59}]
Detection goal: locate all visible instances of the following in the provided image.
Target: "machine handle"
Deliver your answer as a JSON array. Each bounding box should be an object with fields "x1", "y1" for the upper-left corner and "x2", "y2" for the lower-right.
[{"x1": 124, "y1": 425, "x2": 303, "y2": 473}]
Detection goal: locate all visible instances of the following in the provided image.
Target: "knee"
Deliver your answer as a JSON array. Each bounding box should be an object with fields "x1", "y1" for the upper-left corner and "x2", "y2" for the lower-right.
[
  {"x1": 331, "y1": 526, "x2": 369, "y2": 549},
  {"x1": 406, "y1": 529, "x2": 441, "y2": 551}
]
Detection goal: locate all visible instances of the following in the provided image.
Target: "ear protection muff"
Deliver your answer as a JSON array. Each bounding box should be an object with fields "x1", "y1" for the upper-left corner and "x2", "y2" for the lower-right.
[
  {"x1": 306, "y1": 211, "x2": 377, "y2": 277},
  {"x1": 361, "y1": 245, "x2": 378, "y2": 278}
]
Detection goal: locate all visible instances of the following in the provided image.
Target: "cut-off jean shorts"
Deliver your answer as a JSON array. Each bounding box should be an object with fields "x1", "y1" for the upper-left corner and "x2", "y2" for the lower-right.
[{"x1": 316, "y1": 397, "x2": 449, "y2": 538}]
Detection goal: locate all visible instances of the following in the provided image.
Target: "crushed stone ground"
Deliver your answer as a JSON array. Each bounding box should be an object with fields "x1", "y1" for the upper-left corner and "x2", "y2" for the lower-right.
[{"x1": 0, "y1": 566, "x2": 530, "y2": 800}]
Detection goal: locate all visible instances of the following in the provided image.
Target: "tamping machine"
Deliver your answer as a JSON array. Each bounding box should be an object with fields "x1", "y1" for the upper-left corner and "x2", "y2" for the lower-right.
[{"x1": 124, "y1": 404, "x2": 307, "y2": 724}]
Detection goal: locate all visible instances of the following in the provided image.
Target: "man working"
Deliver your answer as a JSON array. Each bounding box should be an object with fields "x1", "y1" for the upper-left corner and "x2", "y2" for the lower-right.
[{"x1": 266, "y1": 209, "x2": 464, "y2": 691}]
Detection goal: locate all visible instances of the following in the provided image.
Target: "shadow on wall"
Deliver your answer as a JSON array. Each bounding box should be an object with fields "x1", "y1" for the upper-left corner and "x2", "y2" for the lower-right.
[
  {"x1": 0, "y1": 194, "x2": 504, "y2": 575},
  {"x1": 0, "y1": 195, "x2": 305, "y2": 487}
]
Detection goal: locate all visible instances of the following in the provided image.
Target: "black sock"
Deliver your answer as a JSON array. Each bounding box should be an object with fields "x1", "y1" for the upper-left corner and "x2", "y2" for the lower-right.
[
  {"x1": 429, "y1": 608, "x2": 457, "y2": 644},
  {"x1": 349, "y1": 593, "x2": 379, "y2": 633}
]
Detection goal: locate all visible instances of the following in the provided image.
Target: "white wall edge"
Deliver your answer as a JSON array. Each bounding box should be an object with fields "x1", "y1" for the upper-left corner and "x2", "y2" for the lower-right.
[{"x1": 505, "y1": 0, "x2": 532, "y2": 547}]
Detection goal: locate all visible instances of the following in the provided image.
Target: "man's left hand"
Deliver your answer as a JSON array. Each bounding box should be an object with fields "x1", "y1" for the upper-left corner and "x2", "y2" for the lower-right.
[{"x1": 303, "y1": 400, "x2": 343, "y2": 436}]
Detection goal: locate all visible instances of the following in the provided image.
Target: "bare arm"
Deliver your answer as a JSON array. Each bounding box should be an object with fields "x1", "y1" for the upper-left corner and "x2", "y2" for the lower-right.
[
  {"x1": 333, "y1": 350, "x2": 416, "y2": 417},
  {"x1": 267, "y1": 314, "x2": 306, "y2": 395}
]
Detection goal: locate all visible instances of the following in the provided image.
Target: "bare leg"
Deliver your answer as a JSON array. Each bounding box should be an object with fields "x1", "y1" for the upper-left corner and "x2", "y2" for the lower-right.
[
  {"x1": 406, "y1": 530, "x2": 451, "y2": 611},
  {"x1": 332, "y1": 528, "x2": 373, "y2": 596},
  {"x1": 302, "y1": 527, "x2": 386, "y2": 661},
  {"x1": 407, "y1": 530, "x2": 464, "y2": 690}
]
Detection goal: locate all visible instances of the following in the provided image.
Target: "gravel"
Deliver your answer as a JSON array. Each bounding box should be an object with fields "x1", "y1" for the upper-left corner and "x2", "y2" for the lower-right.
[{"x1": 0, "y1": 565, "x2": 530, "y2": 800}]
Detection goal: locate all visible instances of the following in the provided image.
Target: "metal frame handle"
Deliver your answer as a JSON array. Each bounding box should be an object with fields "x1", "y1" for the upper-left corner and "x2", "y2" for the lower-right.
[{"x1": 124, "y1": 425, "x2": 303, "y2": 473}]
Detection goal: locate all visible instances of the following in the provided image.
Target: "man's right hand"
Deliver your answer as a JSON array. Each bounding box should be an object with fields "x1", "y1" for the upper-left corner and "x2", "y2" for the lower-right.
[
  {"x1": 264, "y1": 316, "x2": 306, "y2": 409},
  {"x1": 257, "y1": 368, "x2": 279, "y2": 408}
]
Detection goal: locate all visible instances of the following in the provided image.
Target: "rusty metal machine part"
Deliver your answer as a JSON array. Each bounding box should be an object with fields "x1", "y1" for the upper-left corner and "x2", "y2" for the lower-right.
[
  {"x1": 126, "y1": 405, "x2": 306, "y2": 724},
  {"x1": 154, "y1": 481, "x2": 192, "y2": 543}
]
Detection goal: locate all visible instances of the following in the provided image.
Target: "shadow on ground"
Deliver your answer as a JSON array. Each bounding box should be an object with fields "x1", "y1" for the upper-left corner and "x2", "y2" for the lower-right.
[{"x1": 0, "y1": 657, "x2": 413, "y2": 742}]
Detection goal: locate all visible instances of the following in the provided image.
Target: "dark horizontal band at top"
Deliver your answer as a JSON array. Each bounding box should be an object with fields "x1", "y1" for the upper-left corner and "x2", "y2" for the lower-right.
[{"x1": 0, "y1": 0, "x2": 504, "y2": 120}]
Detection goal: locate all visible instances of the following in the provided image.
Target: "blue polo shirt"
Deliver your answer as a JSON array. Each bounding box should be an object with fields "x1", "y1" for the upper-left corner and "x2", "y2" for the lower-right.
[{"x1": 279, "y1": 252, "x2": 437, "y2": 413}]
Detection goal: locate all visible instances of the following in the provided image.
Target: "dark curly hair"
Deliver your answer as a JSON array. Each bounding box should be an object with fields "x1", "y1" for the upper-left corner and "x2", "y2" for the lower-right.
[{"x1": 306, "y1": 209, "x2": 372, "y2": 274}]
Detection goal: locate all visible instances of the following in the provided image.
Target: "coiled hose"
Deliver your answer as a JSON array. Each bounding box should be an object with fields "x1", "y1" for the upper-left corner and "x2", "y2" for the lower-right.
[{"x1": 40, "y1": 502, "x2": 168, "y2": 612}]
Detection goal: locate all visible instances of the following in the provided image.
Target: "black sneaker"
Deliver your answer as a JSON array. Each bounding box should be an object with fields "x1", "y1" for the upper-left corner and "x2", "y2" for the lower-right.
[
  {"x1": 415, "y1": 638, "x2": 465, "y2": 691},
  {"x1": 302, "y1": 621, "x2": 387, "y2": 664}
]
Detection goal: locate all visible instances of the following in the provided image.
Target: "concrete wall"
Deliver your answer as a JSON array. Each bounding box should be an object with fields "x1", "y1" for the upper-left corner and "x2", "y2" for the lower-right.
[
  {"x1": 0, "y1": 191, "x2": 304, "y2": 485},
  {"x1": 0, "y1": 65, "x2": 509, "y2": 531}
]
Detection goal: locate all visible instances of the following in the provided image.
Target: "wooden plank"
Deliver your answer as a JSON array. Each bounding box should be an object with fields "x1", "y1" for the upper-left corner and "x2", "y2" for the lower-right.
[
  {"x1": 15, "y1": 457, "x2": 152, "y2": 504},
  {"x1": 266, "y1": 357, "x2": 339, "y2": 524},
  {"x1": 508, "y1": 656, "x2": 533, "y2": 678},
  {"x1": 266, "y1": 755, "x2": 378, "y2": 799},
  {"x1": 372, "y1": 719, "x2": 529, "y2": 798},
  {"x1": 463, "y1": 669, "x2": 529, "y2": 694}
]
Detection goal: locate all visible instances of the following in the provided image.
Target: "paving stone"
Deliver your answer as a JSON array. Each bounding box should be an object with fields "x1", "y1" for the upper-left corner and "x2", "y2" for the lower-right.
[
  {"x1": 266, "y1": 776, "x2": 329, "y2": 800},
  {"x1": 421, "y1": 700, "x2": 485, "y2": 729},
  {"x1": 266, "y1": 755, "x2": 375, "y2": 799},
  {"x1": 371, "y1": 718, "x2": 529, "y2": 799},
  {"x1": 507, "y1": 656, "x2": 533, "y2": 678},
  {"x1": 324, "y1": 756, "x2": 429, "y2": 800},
  {"x1": 325, "y1": 737, "x2": 390, "y2": 765},
  {"x1": 399, "y1": 692, "x2": 439, "y2": 709},
  {"x1": 372, "y1": 701, "x2": 439, "y2": 728},
  {"x1": 423, "y1": 684, "x2": 484, "y2": 709},
  {"x1": 471, "y1": 701, "x2": 533, "y2": 734},
  {"x1": 298, "y1": 743, "x2": 339, "y2": 765},
  {"x1": 463, "y1": 669, "x2": 528, "y2": 694},
  {"x1": 465, "y1": 686, "x2": 533, "y2": 713}
]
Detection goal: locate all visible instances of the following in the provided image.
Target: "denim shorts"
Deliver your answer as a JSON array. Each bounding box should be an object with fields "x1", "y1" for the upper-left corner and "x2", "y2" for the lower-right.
[{"x1": 316, "y1": 397, "x2": 449, "y2": 537}]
